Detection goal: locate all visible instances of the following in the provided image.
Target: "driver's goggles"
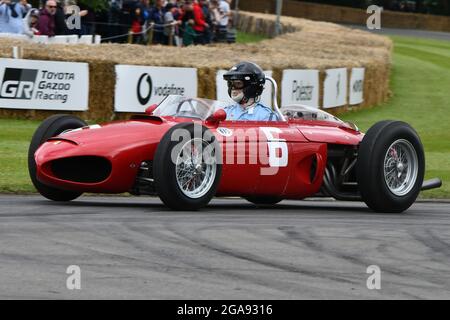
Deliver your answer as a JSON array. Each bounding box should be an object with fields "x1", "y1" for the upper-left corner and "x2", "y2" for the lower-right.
[{"x1": 227, "y1": 80, "x2": 245, "y2": 90}]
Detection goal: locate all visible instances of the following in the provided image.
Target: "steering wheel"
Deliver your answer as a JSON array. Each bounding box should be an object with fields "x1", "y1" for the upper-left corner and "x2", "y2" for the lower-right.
[{"x1": 176, "y1": 98, "x2": 213, "y2": 117}]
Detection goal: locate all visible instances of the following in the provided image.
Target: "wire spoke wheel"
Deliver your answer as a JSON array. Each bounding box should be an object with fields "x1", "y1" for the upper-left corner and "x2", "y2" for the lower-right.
[
  {"x1": 175, "y1": 138, "x2": 217, "y2": 199},
  {"x1": 356, "y1": 121, "x2": 425, "y2": 213},
  {"x1": 383, "y1": 139, "x2": 418, "y2": 196},
  {"x1": 154, "y1": 123, "x2": 222, "y2": 210}
]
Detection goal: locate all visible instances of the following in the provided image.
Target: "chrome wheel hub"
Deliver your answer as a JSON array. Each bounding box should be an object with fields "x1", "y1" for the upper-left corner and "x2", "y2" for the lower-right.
[
  {"x1": 175, "y1": 138, "x2": 217, "y2": 199},
  {"x1": 383, "y1": 139, "x2": 418, "y2": 196}
]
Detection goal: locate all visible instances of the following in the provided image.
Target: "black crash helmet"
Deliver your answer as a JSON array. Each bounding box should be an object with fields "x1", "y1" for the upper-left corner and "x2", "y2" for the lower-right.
[{"x1": 223, "y1": 61, "x2": 266, "y2": 101}]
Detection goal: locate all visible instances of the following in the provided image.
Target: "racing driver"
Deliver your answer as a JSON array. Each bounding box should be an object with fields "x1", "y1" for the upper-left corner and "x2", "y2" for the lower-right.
[{"x1": 223, "y1": 62, "x2": 279, "y2": 121}]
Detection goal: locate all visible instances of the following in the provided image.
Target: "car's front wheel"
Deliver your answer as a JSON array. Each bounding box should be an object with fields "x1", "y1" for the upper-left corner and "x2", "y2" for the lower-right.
[
  {"x1": 356, "y1": 120, "x2": 425, "y2": 213},
  {"x1": 153, "y1": 123, "x2": 222, "y2": 210},
  {"x1": 28, "y1": 114, "x2": 87, "y2": 201}
]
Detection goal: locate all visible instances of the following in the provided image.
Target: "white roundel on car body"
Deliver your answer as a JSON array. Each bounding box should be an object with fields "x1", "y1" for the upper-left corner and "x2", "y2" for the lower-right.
[{"x1": 217, "y1": 127, "x2": 233, "y2": 137}]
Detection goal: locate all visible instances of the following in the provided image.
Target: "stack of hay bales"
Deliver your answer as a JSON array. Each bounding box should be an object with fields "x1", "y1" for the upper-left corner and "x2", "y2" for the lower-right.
[{"x1": 0, "y1": 11, "x2": 392, "y2": 121}]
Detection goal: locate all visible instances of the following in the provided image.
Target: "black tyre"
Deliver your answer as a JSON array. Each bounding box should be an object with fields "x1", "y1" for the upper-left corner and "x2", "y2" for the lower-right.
[
  {"x1": 153, "y1": 123, "x2": 222, "y2": 210},
  {"x1": 28, "y1": 114, "x2": 87, "y2": 201},
  {"x1": 245, "y1": 196, "x2": 282, "y2": 206},
  {"x1": 356, "y1": 121, "x2": 425, "y2": 213}
]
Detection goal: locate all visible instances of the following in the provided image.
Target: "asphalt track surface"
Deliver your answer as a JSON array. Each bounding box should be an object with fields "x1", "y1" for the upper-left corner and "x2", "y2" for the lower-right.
[{"x1": 0, "y1": 195, "x2": 449, "y2": 299}]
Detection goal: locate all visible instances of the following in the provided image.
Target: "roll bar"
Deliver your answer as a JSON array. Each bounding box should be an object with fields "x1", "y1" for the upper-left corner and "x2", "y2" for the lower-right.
[{"x1": 265, "y1": 76, "x2": 286, "y2": 121}]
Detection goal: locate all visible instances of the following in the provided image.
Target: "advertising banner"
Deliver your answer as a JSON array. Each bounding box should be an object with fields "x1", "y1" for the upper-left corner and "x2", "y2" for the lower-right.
[
  {"x1": 0, "y1": 58, "x2": 89, "y2": 111},
  {"x1": 323, "y1": 68, "x2": 347, "y2": 109},
  {"x1": 281, "y1": 69, "x2": 320, "y2": 108},
  {"x1": 115, "y1": 65, "x2": 197, "y2": 112},
  {"x1": 349, "y1": 67, "x2": 365, "y2": 105}
]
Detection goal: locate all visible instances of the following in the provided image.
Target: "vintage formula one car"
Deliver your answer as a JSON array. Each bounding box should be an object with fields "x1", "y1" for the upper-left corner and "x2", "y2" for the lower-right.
[{"x1": 28, "y1": 78, "x2": 441, "y2": 213}]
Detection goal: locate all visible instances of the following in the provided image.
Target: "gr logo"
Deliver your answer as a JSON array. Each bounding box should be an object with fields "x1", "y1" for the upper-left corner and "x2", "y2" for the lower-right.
[
  {"x1": 0, "y1": 68, "x2": 38, "y2": 100},
  {"x1": 137, "y1": 73, "x2": 153, "y2": 105}
]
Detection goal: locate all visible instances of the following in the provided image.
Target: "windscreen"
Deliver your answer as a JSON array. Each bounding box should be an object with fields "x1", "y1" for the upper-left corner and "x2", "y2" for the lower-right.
[
  {"x1": 153, "y1": 95, "x2": 229, "y2": 120},
  {"x1": 282, "y1": 104, "x2": 346, "y2": 125}
]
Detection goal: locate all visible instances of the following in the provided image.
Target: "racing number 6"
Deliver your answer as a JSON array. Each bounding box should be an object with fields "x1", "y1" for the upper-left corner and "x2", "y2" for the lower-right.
[{"x1": 261, "y1": 127, "x2": 288, "y2": 168}]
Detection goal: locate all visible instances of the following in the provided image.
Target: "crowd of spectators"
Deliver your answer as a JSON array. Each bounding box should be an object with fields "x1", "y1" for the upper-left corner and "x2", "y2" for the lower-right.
[
  {"x1": 0, "y1": 0, "x2": 93, "y2": 38},
  {"x1": 0, "y1": 0, "x2": 234, "y2": 46},
  {"x1": 103, "y1": 0, "x2": 233, "y2": 46}
]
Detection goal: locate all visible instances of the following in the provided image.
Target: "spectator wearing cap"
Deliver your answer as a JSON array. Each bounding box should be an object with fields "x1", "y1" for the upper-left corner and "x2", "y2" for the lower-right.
[{"x1": 39, "y1": 0, "x2": 57, "y2": 36}]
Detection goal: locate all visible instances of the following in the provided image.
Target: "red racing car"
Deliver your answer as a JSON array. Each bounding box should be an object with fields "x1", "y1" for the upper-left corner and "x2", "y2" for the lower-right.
[{"x1": 28, "y1": 78, "x2": 441, "y2": 213}]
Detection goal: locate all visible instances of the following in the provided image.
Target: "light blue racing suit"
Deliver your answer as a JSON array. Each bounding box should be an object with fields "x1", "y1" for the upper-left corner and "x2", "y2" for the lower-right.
[{"x1": 224, "y1": 103, "x2": 279, "y2": 121}]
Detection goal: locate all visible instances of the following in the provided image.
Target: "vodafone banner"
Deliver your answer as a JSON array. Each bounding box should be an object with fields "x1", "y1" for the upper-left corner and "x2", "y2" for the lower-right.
[
  {"x1": 115, "y1": 65, "x2": 197, "y2": 112},
  {"x1": 281, "y1": 69, "x2": 320, "y2": 108},
  {"x1": 0, "y1": 58, "x2": 89, "y2": 111},
  {"x1": 323, "y1": 68, "x2": 347, "y2": 109}
]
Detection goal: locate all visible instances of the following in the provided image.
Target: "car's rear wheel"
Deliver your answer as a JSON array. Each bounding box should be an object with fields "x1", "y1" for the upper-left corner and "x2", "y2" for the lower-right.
[
  {"x1": 245, "y1": 196, "x2": 282, "y2": 206},
  {"x1": 356, "y1": 121, "x2": 425, "y2": 213},
  {"x1": 153, "y1": 123, "x2": 222, "y2": 210},
  {"x1": 28, "y1": 114, "x2": 87, "y2": 201}
]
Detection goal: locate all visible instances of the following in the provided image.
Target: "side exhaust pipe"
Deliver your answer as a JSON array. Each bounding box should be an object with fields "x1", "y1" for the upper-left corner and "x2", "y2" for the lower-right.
[{"x1": 421, "y1": 178, "x2": 442, "y2": 191}]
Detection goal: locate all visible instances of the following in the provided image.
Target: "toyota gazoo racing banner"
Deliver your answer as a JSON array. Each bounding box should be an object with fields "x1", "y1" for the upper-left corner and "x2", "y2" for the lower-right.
[
  {"x1": 0, "y1": 58, "x2": 89, "y2": 111},
  {"x1": 114, "y1": 65, "x2": 198, "y2": 112}
]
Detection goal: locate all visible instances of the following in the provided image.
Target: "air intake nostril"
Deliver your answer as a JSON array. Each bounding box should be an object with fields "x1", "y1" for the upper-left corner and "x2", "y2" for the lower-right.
[{"x1": 51, "y1": 156, "x2": 111, "y2": 183}]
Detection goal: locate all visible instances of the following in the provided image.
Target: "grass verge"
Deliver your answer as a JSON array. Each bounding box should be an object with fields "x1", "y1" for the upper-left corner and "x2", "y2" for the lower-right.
[
  {"x1": 341, "y1": 35, "x2": 450, "y2": 199},
  {"x1": 236, "y1": 31, "x2": 268, "y2": 43},
  {"x1": 0, "y1": 119, "x2": 38, "y2": 193}
]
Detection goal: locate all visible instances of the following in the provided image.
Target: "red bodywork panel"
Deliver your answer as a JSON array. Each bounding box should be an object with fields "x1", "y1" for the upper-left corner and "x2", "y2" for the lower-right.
[{"x1": 34, "y1": 116, "x2": 364, "y2": 198}]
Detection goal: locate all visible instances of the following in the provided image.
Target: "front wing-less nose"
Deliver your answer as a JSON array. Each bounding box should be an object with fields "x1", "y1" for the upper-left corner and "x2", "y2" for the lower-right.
[{"x1": 34, "y1": 138, "x2": 156, "y2": 194}]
